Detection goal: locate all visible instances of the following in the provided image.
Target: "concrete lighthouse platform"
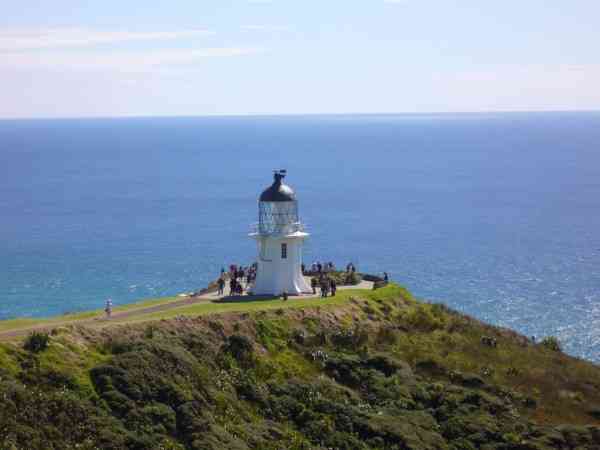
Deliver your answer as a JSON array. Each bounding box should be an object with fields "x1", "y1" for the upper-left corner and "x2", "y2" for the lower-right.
[{"x1": 204, "y1": 276, "x2": 374, "y2": 302}]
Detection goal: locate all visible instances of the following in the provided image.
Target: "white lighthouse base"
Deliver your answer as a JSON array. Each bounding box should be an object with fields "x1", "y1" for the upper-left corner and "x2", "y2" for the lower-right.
[{"x1": 250, "y1": 232, "x2": 312, "y2": 296}]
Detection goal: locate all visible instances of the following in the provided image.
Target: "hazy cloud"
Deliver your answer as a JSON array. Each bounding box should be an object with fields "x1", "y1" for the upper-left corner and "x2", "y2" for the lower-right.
[
  {"x1": 0, "y1": 47, "x2": 263, "y2": 71},
  {"x1": 0, "y1": 28, "x2": 214, "y2": 51},
  {"x1": 241, "y1": 25, "x2": 291, "y2": 32}
]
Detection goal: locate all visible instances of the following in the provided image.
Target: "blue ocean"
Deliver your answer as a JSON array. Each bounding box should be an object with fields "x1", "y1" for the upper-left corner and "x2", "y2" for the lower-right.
[{"x1": 1, "y1": 113, "x2": 599, "y2": 361}]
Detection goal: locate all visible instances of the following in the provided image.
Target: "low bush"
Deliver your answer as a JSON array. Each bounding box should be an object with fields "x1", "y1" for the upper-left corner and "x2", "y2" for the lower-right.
[
  {"x1": 541, "y1": 336, "x2": 562, "y2": 352},
  {"x1": 23, "y1": 331, "x2": 49, "y2": 353},
  {"x1": 330, "y1": 326, "x2": 369, "y2": 350},
  {"x1": 375, "y1": 326, "x2": 398, "y2": 345},
  {"x1": 222, "y1": 334, "x2": 255, "y2": 368},
  {"x1": 402, "y1": 304, "x2": 446, "y2": 332},
  {"x1": 313, "y1": 271, "x2": 362, "y2": 286}
]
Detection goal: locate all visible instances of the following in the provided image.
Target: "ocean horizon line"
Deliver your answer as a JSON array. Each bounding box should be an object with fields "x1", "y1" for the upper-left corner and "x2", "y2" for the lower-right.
[{"x1": 1, "y1": 109, "x2": 600, "y2": 122}]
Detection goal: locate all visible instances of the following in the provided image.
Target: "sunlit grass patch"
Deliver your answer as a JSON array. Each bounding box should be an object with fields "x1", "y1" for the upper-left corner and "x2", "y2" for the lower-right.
[
  {"x1": 112, "y1": 287, "x2": 389, "y2": 324},
  {"x1": 0, "y1": 295, "x2": 182, "y2": 334}
]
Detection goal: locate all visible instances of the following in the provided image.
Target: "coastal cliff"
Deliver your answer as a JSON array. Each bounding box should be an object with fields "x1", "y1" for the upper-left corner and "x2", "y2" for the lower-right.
[{"x1": 1, "y1": 284, "x2": 599, "y2": 449}]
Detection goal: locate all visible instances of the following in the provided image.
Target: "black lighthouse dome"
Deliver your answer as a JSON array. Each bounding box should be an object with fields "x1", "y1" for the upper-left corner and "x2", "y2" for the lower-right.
[{"x1": 259, "y1": 170, "x2": 296, "y2": 202}]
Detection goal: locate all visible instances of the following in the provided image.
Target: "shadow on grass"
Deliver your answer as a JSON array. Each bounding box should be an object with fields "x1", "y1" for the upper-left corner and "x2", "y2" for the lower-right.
[{"x1": 212, "y1": 294, "x2": 281, "y2": 304}]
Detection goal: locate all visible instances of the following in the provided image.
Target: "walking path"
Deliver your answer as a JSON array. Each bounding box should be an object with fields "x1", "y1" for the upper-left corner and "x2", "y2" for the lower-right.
[{"x1": 0, "y1": 278, "x2": 374, "y2": 341}]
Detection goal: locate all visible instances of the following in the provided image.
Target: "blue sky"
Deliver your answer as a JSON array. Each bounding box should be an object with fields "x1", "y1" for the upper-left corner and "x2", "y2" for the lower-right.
[{"x1": 1, "y1": 0, "x2": 599, "y2": 118}]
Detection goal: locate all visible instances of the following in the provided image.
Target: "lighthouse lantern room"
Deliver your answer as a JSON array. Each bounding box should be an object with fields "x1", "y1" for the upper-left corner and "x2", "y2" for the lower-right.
[{"x1": 249, "y1": 170, "x2": 312, "y2": 295}]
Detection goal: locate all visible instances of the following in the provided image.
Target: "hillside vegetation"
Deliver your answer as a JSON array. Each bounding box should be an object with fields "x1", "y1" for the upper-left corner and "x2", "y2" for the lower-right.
[{"x1": 1, "y1": 284, "x2": 600, "y2": 449}]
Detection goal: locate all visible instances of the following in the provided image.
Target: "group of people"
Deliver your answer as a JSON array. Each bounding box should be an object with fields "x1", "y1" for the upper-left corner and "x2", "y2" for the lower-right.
[
  {"x1": 103, "y1": 262, "x2": 388, "y2": 316},
  {"x1": 310, "y1": 274, "x2": 337, "y2": 297},
  {"x1": 304, "y1": 261, "x2": 358, "y2": 275},
  {"x1": 214, "y1": 260, "x2": 386, "y2": 299},
  {"x1": 217, "y1": 263, "x2": 258, "y2": 296},
  {"x1": 304, "y1": 261, "x2": 339, "y2": 274}
]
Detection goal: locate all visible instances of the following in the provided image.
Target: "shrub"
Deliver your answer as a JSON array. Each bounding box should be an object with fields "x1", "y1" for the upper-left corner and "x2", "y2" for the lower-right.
[
  {"x1": 541, "y1": 336, "x2": 562, "y2": 352},
  {"x1": 322, "y1": 271, "x2": 362, "y2": 286},
  {"x1": 23, "y1": 331, "x2": 49, "y2": 353},
  {"x1": 403, "y1": 305, "x2": 445, "y2": 332},
  {"x1": 255, "y1": 320, "x2": 289, "y2": 351},
  {"x1": 373, "y1": 280, "x2": 388, "y2": 290},
  {"x1": 104, "y1": 338, "x2": 137, "y2": 354},
  {"x1": 144, "y1": 325, "x2": 157, "y2": 339},
  {"x1": 330, "y1": 327, "x2": 368, "y2": 349},
  {"x1": 222, "y1": 334, "x2": 255, "y2": 368},
  {"x1": 375, "y1": 326, "x2": 398, "y2": 345}
]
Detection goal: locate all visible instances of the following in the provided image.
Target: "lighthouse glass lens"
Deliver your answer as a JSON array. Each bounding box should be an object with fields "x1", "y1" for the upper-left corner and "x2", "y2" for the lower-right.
[{"x1": 259, "y1": 201, "x2": 299, "y2": 234}]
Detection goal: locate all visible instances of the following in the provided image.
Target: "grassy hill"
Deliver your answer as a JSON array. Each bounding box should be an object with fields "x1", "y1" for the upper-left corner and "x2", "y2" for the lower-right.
[{"x1": 1, "y1": 284, "x2": 599, "y2": 449}]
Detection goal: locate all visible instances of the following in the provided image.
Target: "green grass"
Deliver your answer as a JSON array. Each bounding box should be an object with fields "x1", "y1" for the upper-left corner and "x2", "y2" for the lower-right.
[
  {"x1": 0, "y1": 285, "x2": 408, "y2": 337},
  {"x1": 37, "y1": 335, "x2": 111, "y2": 395},
  {"x1": 0, "y1": 295, "x2": 182, "y2": 333},
  {"x1": 0, "y1": 344, "x2": 20, "y2": 375},
  {"x1": 108, "y1": 286, "x2": 406, "y2": 325}
]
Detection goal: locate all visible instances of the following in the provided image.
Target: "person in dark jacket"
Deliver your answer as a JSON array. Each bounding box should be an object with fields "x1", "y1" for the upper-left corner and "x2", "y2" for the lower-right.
[
  {"x1": 321, "y1": 278, "x2": 329, "y2": 298},
  {"x1": 330, "y1": 279, "x2": 337, "y2": 296},
  {"x1": 311, "y1": 277, "x2": 318, "y2": 294}
]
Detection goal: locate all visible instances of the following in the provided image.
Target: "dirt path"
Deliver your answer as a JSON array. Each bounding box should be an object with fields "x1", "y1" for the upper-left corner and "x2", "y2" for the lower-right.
[{"x1": 0, "y1": 279, "x2": 373, "y2": 341}]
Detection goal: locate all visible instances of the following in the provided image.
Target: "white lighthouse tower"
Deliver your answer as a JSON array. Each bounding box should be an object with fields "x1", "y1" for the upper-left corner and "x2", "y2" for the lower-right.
[{"x1": 249, "y1": 170, "x2": 312, "y2": 296}]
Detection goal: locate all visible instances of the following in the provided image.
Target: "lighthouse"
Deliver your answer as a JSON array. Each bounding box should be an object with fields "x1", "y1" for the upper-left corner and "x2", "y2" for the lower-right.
[{"x1": 249, "y1": 170, "x2": 312, "y2": 296}]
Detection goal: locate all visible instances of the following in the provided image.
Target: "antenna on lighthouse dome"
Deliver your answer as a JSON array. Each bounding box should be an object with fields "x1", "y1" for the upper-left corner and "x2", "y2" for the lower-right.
[{"x1": 273, "y1": 169, "x2": 287, "y2": 182}]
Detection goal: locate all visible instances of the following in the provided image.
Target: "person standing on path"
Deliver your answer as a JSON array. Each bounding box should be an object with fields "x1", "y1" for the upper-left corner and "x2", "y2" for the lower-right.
[
  {"x1": 321, "y1": 278, "x2": 329, "y2": 298},
  {"x1": 217, "y1": 277, "x2": 225, "y2": 296},
  {"x1": 105, "y1": 299, "x2": 113, "y2": 318}
]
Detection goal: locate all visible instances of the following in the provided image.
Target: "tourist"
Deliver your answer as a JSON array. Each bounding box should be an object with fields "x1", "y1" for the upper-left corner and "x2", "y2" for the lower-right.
[
  {"x1": 282, "y1": 291, "x2": 288, "y2": 301},
  {"x1": 105, "y1": 298, "x2": 113, "y2": 318},
  {"x1": 311, "y1": 277, "x2": 317, "y2": 294},
  {"x1": 330, "y1": 278, "x2": 337, "y2": 296},
  {"x1": 301, "y1": 263, "x2": 306, "y2": 275},
  {"x1": 229, "y1": 278, "x2": 237, "y2": 296},
  {"x1": 321, "y1": 279, "x2": 329, "y2": 298},
  {"x1": 383, "y1": 272, "x2": 389, "y2": 283},
  {"x1": 217, "y1": 277, "x2": 225, "y2": 296}
]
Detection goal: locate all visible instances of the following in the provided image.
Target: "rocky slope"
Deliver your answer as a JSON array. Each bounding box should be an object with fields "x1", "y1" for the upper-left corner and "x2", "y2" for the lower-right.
[{"x1": 1, "y1": 284, "x2": 599, "y2": 449}]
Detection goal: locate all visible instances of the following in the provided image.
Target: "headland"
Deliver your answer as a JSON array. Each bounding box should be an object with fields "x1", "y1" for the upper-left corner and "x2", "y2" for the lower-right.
[{"x1": 1, "y1": 280, "x2": 600, "y2": 449}]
